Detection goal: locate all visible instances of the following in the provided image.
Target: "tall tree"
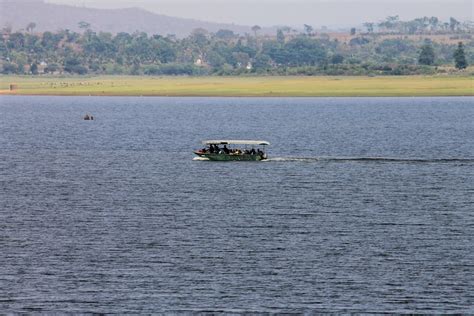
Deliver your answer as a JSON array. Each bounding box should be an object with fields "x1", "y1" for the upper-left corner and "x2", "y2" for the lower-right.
[
  {"x1": 26, "y1": 22, "x2": 36, "y2": 33},
  {"x1": 379, "y1": 15, "x2": 399, "y2": 31},
  {"x1": 251, "y1": 25, "x2": 261, "y2": 37},
  {"x1": 277, "y1": 29, "x2": 285, "y2": 44},
  {"x1": 429, "y1": 17, "x2": 439, "y2": 31},
  {"x1": 418, "y1": 42, "x2": 435, "y2": 65},
  {"x1": 215, "y1": 29, "x2": 235, "y2": 41},
  {"x1": 304, "y1": 24, "x2": 313, "y2": 36},
  {"x1": 453, "y1": 42, "x2": 468, "y2": 69},
  {"x1": 387, "y1": 15, "x2": 399, "y2": 28},
  {"x1": 30, "y1": 62, "x2": 38, "y2": 74},
  {"x1": 449, "y1": 17, "x2": 460, "y2": 32},
  {"x1": 190, "y1": 28, "x2": 209, "y2": 62}
]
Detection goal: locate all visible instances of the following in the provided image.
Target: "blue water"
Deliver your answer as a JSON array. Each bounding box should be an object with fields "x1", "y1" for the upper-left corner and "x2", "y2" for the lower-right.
[{"x1": 0, "y1": 96, "x2": 473, "y2": 313}]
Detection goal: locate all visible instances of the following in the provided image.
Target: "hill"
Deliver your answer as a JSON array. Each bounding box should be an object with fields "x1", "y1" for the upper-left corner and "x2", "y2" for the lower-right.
[{"x1": 0, "y1": 0, "x2": 258, "y2": 37}]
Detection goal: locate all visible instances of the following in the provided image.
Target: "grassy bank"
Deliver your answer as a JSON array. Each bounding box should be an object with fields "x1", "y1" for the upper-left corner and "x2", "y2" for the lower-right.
[{"x1": 0, "y1": 75, "x2": 472, "y2": 97}]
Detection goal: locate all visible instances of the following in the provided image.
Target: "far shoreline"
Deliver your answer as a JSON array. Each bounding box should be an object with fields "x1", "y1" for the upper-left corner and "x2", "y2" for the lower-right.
[
  {"x1": 1, "y1": 75, "x2": 472, "y2": 97},
  {"x1": 1, "y1": 93, "x2": 473, "y2": 98}
]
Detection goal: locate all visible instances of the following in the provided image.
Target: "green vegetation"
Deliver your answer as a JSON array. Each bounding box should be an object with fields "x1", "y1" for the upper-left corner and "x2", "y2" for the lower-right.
[
  {"x1": 418, "y1": 42, "x2": 435, "y2": 65},
  {"x1": 0, "y1": 16, "x2": 473, "y2": 77},
  {"x1": 368, "y1": 15, "x2": 465, "y2": 34},
  {"x1": 454, "y1": 42, "x2": 468, "y2": 69},
  {"x1": 1, "y1": 75, "x2": 472, "y2": 97}
]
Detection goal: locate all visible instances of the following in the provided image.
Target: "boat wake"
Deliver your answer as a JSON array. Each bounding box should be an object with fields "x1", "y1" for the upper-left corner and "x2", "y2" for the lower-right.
[
  {"x1": 193, "y1": 157, "x2": 210, "y2": 161},
  {"x1": 264, "y1": 157, "x2": 474, "y2": 163}
]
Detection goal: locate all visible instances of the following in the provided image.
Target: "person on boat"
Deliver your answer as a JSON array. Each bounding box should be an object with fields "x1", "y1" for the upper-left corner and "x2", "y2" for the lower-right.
[
  {"x1": 223, "y1": 145, "x2": 230, "y2": 154},
  {"x1": 215, "y1": 145, "x2": 220, "y2": 153},
  {"x1": 250, "y1": 148, "x2": 256, "y2": 155}
]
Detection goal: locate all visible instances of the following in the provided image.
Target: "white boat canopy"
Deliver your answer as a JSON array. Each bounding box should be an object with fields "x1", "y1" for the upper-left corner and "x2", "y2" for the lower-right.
[{"x1": 202, "y1": 140, "x2": 270, "y2": 146}]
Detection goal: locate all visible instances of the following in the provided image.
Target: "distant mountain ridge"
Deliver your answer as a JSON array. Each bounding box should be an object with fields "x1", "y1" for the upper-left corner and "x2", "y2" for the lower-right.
[{"x1": 0, "y1": 0, "x2": 262, "y2": 37}]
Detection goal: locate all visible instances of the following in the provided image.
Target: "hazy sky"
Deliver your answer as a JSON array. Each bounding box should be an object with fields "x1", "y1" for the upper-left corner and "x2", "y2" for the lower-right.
[{"x1": 45, "y1": 0, "x2": 473, "y2": 27}]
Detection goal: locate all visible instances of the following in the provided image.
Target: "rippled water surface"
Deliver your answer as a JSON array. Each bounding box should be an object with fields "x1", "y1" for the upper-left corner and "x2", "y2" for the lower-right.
[{"x1": 0, "y1": 96, "x2": 473, "y2": 313}]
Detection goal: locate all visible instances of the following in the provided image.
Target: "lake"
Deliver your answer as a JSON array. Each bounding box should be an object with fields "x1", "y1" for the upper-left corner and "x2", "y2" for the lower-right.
[{"x1": 0, "y1": 96, "x2": 473, "y2": 313}]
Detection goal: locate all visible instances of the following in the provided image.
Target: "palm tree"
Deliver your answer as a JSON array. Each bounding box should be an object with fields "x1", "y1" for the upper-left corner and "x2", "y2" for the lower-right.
[{"x1": 251, "y1": 25, "x2": 261, "y2": 37}]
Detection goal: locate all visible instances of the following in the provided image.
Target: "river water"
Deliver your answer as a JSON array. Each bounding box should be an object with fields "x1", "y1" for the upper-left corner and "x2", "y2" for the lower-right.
[{"x1": 0, "y1": 96, "x2": 473, "y2": 313}]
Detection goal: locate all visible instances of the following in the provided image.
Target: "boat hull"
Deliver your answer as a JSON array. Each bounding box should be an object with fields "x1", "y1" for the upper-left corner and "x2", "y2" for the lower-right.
[{"x1": 194, "y1": 152, "x2": 266, "y2": 161}]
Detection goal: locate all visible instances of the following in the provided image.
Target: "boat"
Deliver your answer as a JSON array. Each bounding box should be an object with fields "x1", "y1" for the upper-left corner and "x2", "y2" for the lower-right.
[{"x1": 194, "y1": 140, "x2": 270, "y2": 161}]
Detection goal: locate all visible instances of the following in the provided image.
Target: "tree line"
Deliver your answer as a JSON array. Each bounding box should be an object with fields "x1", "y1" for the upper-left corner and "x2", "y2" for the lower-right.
[
  {"x1": 362, "y1": 16, "x2": 472, "y2": 35},
  {"x1": 0, "y1": 16, "x2": 471, "y2": 76}
]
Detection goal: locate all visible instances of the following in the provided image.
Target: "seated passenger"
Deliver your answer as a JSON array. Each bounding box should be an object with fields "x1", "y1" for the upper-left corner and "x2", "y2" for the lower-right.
[
  {"x1": 223, "y1": 145, "x2": 230, "y2": 154},
  {"x1": 250, "y1": 148, "x2": 256, "y2": 155}
]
